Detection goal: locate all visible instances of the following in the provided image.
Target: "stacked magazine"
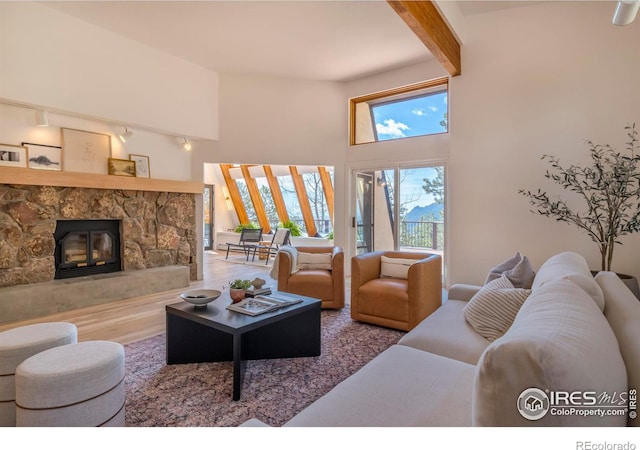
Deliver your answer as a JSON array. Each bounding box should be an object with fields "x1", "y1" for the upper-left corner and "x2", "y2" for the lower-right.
[
  {"x1": 245, "y1": 287, "x2": 272, "y2": 297},
  {"x1": 226, "y1": 293, "x2": 303, "y2": 316}
]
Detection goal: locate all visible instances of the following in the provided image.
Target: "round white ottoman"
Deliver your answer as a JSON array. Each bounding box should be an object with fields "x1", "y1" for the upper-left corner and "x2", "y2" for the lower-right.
[
  {"x1": 15, "y1": 340, "x2": 125, "y2": 427},
  {"x1": 0, "y1": 322, "x2": 77, "y2": 427}
]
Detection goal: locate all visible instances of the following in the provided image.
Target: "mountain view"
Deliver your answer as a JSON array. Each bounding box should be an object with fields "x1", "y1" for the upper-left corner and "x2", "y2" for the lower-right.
[{"x1": 404, "y1": 203, "x2": 443, "y2": 222}]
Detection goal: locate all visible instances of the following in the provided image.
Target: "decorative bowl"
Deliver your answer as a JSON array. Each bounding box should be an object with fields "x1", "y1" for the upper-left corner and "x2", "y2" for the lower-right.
[{"x1": 180, "y1": 289, "x2": 221, "y2": 308}]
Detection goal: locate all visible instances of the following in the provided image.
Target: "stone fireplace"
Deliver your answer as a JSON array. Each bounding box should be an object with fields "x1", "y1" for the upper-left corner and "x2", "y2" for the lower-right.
[{"x1": 0, "y1": 184, "x2": 197, "y2": 288}]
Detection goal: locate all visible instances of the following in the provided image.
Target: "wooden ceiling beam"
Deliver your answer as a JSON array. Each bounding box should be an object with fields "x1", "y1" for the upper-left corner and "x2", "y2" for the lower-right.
[
  {"x1": 387, "y1": 0, "x2": 461, "y2": 77},
  {"x1": 219, "y1": 164, "x2": 249, "y2": 226}
]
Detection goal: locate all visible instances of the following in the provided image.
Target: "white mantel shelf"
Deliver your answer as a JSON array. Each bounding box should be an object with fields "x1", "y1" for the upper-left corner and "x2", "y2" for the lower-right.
[{"x1": 0, "y1": 167, "x2": 203, "y2": 194}]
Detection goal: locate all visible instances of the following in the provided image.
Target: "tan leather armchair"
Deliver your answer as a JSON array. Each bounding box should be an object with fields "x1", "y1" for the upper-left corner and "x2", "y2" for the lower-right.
[
  {"x1": 276, "y1": 246, "x2": 345, "y2": 309},
  {"x1": 351, "y1": 251, "x2": 442, "y2": 331}
]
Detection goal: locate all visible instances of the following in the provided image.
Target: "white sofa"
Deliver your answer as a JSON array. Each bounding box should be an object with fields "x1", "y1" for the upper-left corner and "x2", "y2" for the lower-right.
[{"x1": 243, "y1": 251, "x2": 640, "y2": 427}]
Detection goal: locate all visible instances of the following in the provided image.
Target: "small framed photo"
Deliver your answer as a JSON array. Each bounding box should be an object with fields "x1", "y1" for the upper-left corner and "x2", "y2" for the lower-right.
[
  {"x1": 129, "y1": 154, "x2": 150, "y2": 178},
  {"x1": 0, "y1": 144, "x2": 28, "y2": 168},
  {"x1": 108, "y1": 158, "x2": 136, "y2": 177},
  {"x1": 22, "y1": 142, "x2": 62, "y2": 171}
]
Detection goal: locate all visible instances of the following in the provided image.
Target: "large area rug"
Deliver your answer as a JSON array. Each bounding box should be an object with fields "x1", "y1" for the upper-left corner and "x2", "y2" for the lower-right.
[{"x1": 124, "y1": 307, "x2": 405, "y2": 427}]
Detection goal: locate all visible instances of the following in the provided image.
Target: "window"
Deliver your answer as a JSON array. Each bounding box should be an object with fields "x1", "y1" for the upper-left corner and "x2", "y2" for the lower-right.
[
  {"x1": 277, "y1": 174, "x2": 306, "y2": 235},
  {"x1": 220, "y1": 164, "x2": 335, "y2": 238},
  {"x1": 301, "y1": 171, "x2": 332, "y2": 236},
  {"x1": 235, "y1": 178, "x2": 258, "y2": 224},
  {"x1": 353, "y1": 165, "x2": 445, "y2": 266},
  {"x1": 253, "y1": 175, "x2": 279, "y2": 229},
  {"x1": 350, "y1": 77, "x2": 448, "y2": 145}
]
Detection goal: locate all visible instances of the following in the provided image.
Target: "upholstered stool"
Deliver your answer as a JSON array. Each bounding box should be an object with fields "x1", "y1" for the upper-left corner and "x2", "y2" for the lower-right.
[
  {"x1": 15, "y1": 340, "x2": 125, "y2": 427},
  {"x1": 0, "y1": 322, "x2": 77, "y2": 427}
]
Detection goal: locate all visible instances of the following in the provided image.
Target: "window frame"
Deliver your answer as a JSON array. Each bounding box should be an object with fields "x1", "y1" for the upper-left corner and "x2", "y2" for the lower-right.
[{"x1": 349, "y1": 77, "x2": 449, "y2": 146}]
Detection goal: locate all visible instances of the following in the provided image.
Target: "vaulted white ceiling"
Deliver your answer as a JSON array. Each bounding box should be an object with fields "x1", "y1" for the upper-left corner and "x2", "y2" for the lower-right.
[
  {"x1": 45, "y1": 1, "x2": 432, "y2": 82},
  {"x1": 44, "y1": 1, "x2": 540, "y2": 82}
]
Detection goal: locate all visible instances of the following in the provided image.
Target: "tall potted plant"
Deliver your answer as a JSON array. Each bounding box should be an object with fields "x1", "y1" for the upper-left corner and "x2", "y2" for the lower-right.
[{"x1": 519, "y1": 124, "x2": 640, "y2": 296}]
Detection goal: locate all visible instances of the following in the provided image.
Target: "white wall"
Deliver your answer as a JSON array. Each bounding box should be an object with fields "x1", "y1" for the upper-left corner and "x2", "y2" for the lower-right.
[
  {"x1": 0, "y1": 2, "x2": 218, "y2": 141},
  {"x1": 206, "y1": 73, "x2": 346, "y2": 166},
  {"x1": 0, "y1": 102, "x2": 192, "y2": 181},
  {"x1": 448, "y1": 1, "x2": 640, "y2": 284},
  {"x1": 193, "y1": 73, "x2": 348, "y2": 249},
  {"x1": 342, "y1": 1, "x2": 640, "y2": 286}
]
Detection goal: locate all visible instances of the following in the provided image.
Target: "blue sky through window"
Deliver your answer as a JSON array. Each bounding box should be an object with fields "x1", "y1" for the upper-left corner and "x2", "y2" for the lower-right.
[{"x1": 372, "y1": 92, "x2": 447, "y2": 141}]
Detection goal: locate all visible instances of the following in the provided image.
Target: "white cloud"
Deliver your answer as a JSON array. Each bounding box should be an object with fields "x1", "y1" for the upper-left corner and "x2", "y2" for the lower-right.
[
  {"x1": 376, "y1": 119, "x2": 410, "y2": 137},
  {"x1": 413, "y1": 106, "x2": 438, "y2": 116}
]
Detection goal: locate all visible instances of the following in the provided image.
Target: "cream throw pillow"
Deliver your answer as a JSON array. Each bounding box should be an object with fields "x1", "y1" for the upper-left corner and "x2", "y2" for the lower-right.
[
  {"x1": 464, "y1": 275, "x2": 531, "y2": 341},
  {"x1": 380, "y1": 256, "x2": 416, "y2": 279},
  {"x1": 297, "y1": 252, "x2": 332, "y2": 270}
]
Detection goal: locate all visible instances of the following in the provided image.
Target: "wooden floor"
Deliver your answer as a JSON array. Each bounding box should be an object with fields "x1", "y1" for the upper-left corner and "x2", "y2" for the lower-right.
[{"x1": 0, "y1": 252, "x2": 273, "y2": 345}]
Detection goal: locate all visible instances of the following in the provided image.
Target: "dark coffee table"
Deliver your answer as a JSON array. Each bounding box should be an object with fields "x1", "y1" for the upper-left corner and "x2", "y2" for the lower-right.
[{"x1": 165, "y1": 292, "x2": 321, "y2": 400}]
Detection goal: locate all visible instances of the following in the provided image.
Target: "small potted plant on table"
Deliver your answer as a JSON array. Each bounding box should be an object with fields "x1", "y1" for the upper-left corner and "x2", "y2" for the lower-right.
[{"x1": 229, "y1": 279, "x2": 252, "y2": 303}]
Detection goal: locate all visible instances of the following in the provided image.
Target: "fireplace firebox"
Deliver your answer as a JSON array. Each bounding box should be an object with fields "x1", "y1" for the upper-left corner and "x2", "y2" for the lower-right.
[{"x1": 54, "y1": 220, "x2": 122, "y2": 279}]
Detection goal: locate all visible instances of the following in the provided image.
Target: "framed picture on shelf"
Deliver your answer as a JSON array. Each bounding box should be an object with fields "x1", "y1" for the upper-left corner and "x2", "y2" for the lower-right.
[
  {"x1": 108, "y1": 158, "x2": 136, "y2": 177},
  {"x1": 0, "y1": 144, "x2": 28, "y2": 168},
  {"x1": 61, "y1": 128, "x2": 112, "y2": 174},
  {"x1": 129, "y1": 154, "x2": 150, "y2": 178},
  {"x1": 21, "y1": 143, "x2": 62, "y2": 171}
]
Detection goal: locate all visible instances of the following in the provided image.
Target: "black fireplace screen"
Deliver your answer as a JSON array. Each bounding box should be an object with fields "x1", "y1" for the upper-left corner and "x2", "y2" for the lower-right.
[{"x1": 54, "y1": 220, "x2": 121, "y2": 279}]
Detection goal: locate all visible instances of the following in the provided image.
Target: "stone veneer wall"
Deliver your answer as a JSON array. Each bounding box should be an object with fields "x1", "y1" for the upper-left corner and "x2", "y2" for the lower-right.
[{"x1": 0, "y1": 184, "x2": 197, "y2": 288}]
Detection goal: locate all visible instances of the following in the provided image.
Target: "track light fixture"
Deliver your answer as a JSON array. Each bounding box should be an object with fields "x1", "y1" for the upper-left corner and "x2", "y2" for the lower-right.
[
  {"x1": 35, "y1": 110, "x2": 49, "y2": 127},
  {"x1": 119, "y1": 127, "x2": 133, "y2": 143},
  {"x1": 613, "y1": 0, "x2": 640, "y2": 25},
  {"x1": 178, "y1": 137, "x2": 192, "y2": 151}
]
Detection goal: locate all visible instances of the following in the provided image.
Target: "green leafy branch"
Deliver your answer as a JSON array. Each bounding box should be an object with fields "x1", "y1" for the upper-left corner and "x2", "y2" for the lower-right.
[{"x1": 519, "y1": 124, "x2": 640, "y2": 271}]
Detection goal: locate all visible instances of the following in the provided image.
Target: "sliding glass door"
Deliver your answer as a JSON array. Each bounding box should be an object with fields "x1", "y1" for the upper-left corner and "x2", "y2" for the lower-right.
[
  {"x1": 352, "y1": 165, "x2": 445, "y2": 259},
  {"x1": 355, "y1": 172, "x2": 374, "y2": 254}
]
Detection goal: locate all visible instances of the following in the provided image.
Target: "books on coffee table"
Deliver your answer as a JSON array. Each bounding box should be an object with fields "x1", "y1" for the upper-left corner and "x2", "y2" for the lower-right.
[
  {"x1": 226, "y1": 293, "x2": 303, "y2": 316},
  {"x1": 245, "y1": 287, "x2": 272, "y2": 297}
]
